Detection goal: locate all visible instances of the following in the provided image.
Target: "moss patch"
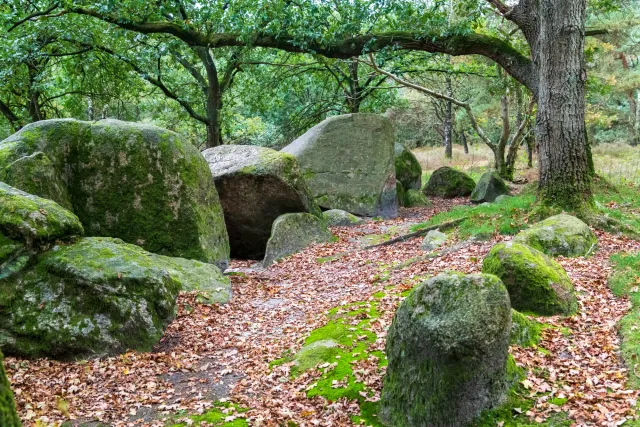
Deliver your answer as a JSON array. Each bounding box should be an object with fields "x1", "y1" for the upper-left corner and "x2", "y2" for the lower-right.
[{"x1": 167, "y1": 402, "x2": 248, "y2": 427}]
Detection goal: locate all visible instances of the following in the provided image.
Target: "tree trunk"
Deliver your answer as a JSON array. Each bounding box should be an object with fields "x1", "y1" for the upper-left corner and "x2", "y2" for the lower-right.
[
  {"x1": 535, "y1": 0, "x2": 593, "y2": 213},
  {"x1": 460, "y1": 129, "x2": 469, "y2": 154},
  {"x1": 633, "y1": 90, "x2": 640, "y2": 147},
  {"x1": 195, "y1": 47, "x2": 223, "y2": 148},
  {"x1": 444, "y1": 75, "x2": 453, "y2": 159}
]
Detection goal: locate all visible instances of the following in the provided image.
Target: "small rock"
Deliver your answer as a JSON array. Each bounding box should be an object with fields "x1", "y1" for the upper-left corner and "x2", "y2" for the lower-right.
[
  {"x1": 263, "y1": 213, "x2": 334, "y2": 266},
  {"x1": 421, "y1": 230, "x2": 447, "y2": 251},
  {"x1": 323, "y1": 209, "x2": 364, "y2": 227},
  {"x1": 423, "y1": 166, "x2": 475, "y2": 198},
  {"x1": 514, "y1": 213, "x2": 597, "y2": 257}
]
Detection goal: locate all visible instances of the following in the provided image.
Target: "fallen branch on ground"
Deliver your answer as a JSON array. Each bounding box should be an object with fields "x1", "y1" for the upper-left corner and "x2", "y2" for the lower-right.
[{"x1": 364, "y1": 218, "x2": 465, "y2": 249}]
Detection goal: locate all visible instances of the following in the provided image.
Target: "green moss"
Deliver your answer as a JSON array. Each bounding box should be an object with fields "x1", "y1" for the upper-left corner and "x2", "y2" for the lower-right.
[
  {"x1": 167, "y1": 402, "x2": 248, "y2": 427},
  {"x1": 514, "y1": 214, "x2": 597, "y2": 258},
  {"x1": 403, "y1": 189, "x2": 432, "y2": 207},
  {"x1": 510, "y1": 310, "x2": 544, "y2": 347},
  {"x1": 394, "y1": 143, "x2": 422, "y2": 191},
  {"x1": 0, "y1": 350, "x2": 21, "y2": 426},
  {"x1": 423, "y1": 166, "x2": 476, "y2": 198},
  {"x1": 483, "y1": 242, "x2": 577, "y2": 316},
  {"x1": 411, "y1": 192, "x2": 535, "y2": 240}
]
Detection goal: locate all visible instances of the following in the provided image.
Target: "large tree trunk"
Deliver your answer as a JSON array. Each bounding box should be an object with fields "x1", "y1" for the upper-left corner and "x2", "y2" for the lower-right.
[
  {"x1": 195, "y1": 47, "x2": 223, "y2": 148},
  {"x1": 443, "y1": 75, "x2": 453, "y2": 159},
  {"x1": 535, "y1": 0, "x2": 593, "y2": 213}
]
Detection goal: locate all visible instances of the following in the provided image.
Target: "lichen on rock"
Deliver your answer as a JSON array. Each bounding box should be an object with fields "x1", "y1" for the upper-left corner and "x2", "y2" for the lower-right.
[
  {"x1": 482, "y1": 242, "x2": 578, "y2": 315},
  {"x1": 380, "y1": 272, "x2": 511, "y2": 427},
  {"x1": 282, "y1": 114, "x2": 397, "y2": 218},
  {"x1": 423, "y1": 166, "x2": 476, "y2": 198},
  {"x1": 263, "y1": 213, "x2": 334, "y2": 267},
  {"x1": 514, "y1": 213, "x2": 597, "y2": 258}
]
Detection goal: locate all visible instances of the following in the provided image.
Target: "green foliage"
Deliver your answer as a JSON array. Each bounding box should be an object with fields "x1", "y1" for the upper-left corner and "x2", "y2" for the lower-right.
[{"x1": 167, "y1": 402, "x2": 248, "y2": 427}]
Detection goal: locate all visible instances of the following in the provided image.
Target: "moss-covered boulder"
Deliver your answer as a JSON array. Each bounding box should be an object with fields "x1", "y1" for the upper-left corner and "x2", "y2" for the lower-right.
[
  {"x1": 404, "y1": 189, "x2": 432, "y2": 207},
  {"x1": 0, "y1": 182, "x2": 83, "y2": 247},
  {"x1": 513, "y1": 213, "x2": 597, "y2": 258},
  {"x1": 203, "y1": 145, "x2": 320, "y2": 260},
  {"x1": 380, "y1": 272, "x2": 511, "y2": 427},
  {"x1": 0, "y1": 350, "x2": 20, "y2": 426},
  {"x1": 423, "y1": 166, "x2": 476, "y2": 198},
  {"x1": 470, "y1": 171, "x2": 509, "y2": 203},
  {"x1": 482, "y1": 242, "x2": 577, "y2": 315},
  {"x1": 282, "y1": 114, "x2": 397, "y2": 218},
  {"x1": 0, "y1": 119, "x2": 229, "y2": 268},
  {"x1": 263, "y1": 213, "x2": 334, "y2": 267},
  {"x1": 322, "y1": 209, "x2": 363, "y2": 227},
  {"x1": 0, "y1": 152, "x2": 72, "y2": 210},
  {"x1": 394, "y1": 143, "x2": 422, "y2": 191},
  {"x1": 396, "y1": 180, "x2": 406, "y2": 207},
  {"x1": 0, "y1": 237, "x2": 231, "y2": 359}
]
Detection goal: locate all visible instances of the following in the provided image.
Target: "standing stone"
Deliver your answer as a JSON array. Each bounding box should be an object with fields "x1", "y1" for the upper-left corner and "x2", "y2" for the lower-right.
[
  {"x1": 263, "y1": 213, "x2": 334, "y2": 267},
  {"x1": 423, "y1": 167, "x2": 476, "y2": 198},
  {"x1": 470, "y1": 171, "x2": 510, "y2": 203},
  {"x1": 394, "y1": 142, "x2": 422, "y2": 191},
  {"x1": 380, "y1": 272, "x2": 511, "y2": 427},
  {"x1": 0, "y1": 350, "x2": 20, "y2": 426},
  {"x1": 0, "y1": 119, "x2": 229, "y2": 268},
  {"x1": 203, "y1": 145, "x2": 320, "y2": 259},
  {"x1": 282, "y1": 114, "x2": 397, "y2": 218}
]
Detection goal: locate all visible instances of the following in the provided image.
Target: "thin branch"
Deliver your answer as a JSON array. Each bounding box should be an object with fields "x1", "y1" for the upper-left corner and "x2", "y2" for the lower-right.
[{"x1": 8, "y1": 3, "x2": 59, "y2": 32}]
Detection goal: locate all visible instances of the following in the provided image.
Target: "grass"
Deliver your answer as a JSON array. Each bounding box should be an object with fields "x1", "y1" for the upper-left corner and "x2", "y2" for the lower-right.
[
  {"x1": 609, "y1": 251, "x2": 640, "y2": 389},
  {"x1": 411, "y1": 191, "x2": 536, "y2": 240},
  {"x1": 593, "y1": 143, "x2": 640, "y2": 186}
]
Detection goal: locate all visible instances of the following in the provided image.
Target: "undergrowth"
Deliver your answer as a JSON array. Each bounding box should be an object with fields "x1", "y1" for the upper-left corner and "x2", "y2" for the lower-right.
[{"x1": 609, "y1": 252, "x2": 640, "y2": 390}]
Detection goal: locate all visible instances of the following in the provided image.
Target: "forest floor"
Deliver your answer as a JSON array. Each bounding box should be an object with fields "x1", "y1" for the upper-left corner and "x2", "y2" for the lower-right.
[{"x1": 7, "y1": 178, "x2": 640, "y2": 426}]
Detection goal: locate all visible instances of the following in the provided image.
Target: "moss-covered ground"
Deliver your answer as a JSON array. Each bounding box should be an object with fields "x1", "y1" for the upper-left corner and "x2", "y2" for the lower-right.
[
  {"x1": 609, "y1": 251, "x2": 640, "y2": 390},
  {"x1": 166, "y1": 402, "x2": 248, "y2": 427}
]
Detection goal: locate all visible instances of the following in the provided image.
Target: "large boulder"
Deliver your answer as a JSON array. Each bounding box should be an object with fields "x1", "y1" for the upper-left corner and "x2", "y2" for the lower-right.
[
  {"x1": 423, "y1": 166, "x2": 476, "y2": 198},
  {"x1": 0, "y1": 119, "x2": 229, "y2": 268},
  {"x1": 482, "y1": 242, "x2": 577, "y2": 315},
  {"x1": 263, "y1": 213, "x2": 334, "y2": 267},
  {"x1": 202, "y1": 145, "x2": 320, "y2": 260},
  {"x1": 0, "y1": 350, "x2": 20, "y2": 426},
  {"x1": 380, "y1": 272, "x2": 511, "y2": 427},
  {"x1": 322, "y1": 209, "x2": 363, "y2": 227},
  {"x1": 282, "y1": 114, "x2": 397, "y2": 218},
  {"x1": 0, "y1": 237, "x2": 231, "y2": 359},
  {"x1": 470, "y1": 171, "x2": 509, "y2": 203},
  {"x1": 514, "y1": 213, "x2": 597, "y2": 258},
  {"x1": 394, "y1": 143, "x2": 422, "y2": 191}
]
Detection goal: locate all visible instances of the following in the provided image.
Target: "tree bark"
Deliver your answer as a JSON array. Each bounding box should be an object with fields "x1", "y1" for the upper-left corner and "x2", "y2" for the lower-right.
[
  {"x1": 460, "y1": 129, "x2": 469, "y2": 153},
  {"x1": 535, "y1": 0, "x2": 593, "y2": 212},
  {"x1": 194, "y1": 47, "x2": 222, "y2": 148},
  {"x1": 444, "y1": 75, "x2": 453, "y2": 159}
]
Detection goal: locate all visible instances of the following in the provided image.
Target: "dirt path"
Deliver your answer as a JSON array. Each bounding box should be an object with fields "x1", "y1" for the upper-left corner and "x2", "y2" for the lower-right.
[{"x1": 6, "y1": 200, "x2": 640, "y2": 426}]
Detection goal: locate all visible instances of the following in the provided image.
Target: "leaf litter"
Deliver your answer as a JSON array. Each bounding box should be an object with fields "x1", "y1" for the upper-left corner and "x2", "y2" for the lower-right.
[{"x1": 6, "y1": 198, "x2": 640, "y2": 426}]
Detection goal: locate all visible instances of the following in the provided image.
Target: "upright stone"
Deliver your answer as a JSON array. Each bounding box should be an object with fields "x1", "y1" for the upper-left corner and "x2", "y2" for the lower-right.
[
  {"x1": 0, "y1": 350, "x2": 20, "y2": 427},
  {"x1": 282, "y1": 114, "x2": 397, "y2": 218},
  {"x1": 0, "y1": 119, "x2": 230, "y2": 268},
  {"x1": 203, "y1": 145, "x2": 321, "y2": 259},
  {"x1": 380, "y1": 272, "x2": 511, "y2": 427},
  {"x1": 394, "y1": 142, "x2": 422, "y2": 191},
  {"x1": 471, "y1": 171, "x2": 509, "y2": 203}
]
